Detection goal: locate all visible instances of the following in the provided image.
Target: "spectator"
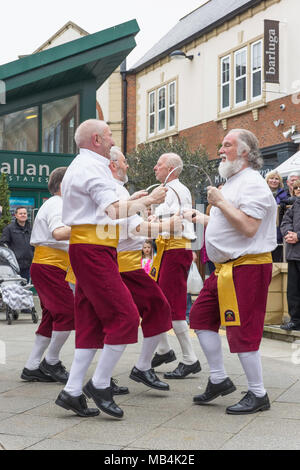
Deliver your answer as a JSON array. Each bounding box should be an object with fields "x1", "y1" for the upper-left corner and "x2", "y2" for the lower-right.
[
  {"x1": 141, "y1": 239, "x2": 153, "y2": 275},
  {"x1": 265, "y1": 170, "x2": 288, "y2": 262},
  {"x1": 0, "y1": 206, "x2": 34, "y2": 282},
  {"x1": 287, "y1": 173, "x2": 300, "y2": 197},
  {"x1": 280, "y1": 179, "x2": 300, "y2": 331}
]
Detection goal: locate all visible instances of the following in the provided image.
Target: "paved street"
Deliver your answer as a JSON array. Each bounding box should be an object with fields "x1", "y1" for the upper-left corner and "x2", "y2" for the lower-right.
[{"x1": 0, "y1": 300, "x2": 300, "y2": 451}]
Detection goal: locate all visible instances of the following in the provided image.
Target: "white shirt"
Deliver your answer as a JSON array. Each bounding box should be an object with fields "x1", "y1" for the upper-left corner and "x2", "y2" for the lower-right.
[
  {"x1": 154, "y1": 178, "x2": 196, "y2": 240},
  {"x1": 61, "y1": 149, "x2": 119, "y2": 226},
  {"x1": 30, "y1": 195, "x2": 69, "y2": 252},
  {"x1": 205, "y1": 167, "x2": 277, "y2": 263},
  {"x1": 114, "y1": 179, "x2": 145, "y2": 253}
]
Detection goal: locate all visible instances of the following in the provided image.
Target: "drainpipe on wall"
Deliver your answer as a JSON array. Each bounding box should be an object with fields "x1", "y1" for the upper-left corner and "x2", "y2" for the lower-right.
[{"x1": 120, "y1": 60, "x2": 128, "y2": 155}]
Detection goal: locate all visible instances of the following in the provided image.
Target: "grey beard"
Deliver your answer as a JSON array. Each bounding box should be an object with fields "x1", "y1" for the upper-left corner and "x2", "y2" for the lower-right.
[{"x1": 218, "y1": 157, "x2": 244, "y2": 179}]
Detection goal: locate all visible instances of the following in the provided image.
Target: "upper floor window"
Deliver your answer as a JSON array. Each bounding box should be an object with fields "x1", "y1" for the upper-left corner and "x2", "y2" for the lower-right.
[
  {"x1": 220, "y1": 39, "x2": 263, "y2": 114},
  {"x1": 147, "y1": 79, "x2": 177, "y2": 139}
]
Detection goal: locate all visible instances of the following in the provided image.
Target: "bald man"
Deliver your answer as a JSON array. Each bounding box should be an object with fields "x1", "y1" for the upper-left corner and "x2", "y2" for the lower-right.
[{"x1": 150, "y1": 153, "x2": 201, "y2": 379}]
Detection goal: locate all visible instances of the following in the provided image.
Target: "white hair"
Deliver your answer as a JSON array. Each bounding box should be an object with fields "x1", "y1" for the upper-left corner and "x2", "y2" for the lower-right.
[
  {"x1": 161, "y1": 153, "x2": 183, "y2": 176},
  {"x1": 287, "y1": 172, "x2": 300, "y2": 181},
  {"x1": 110, "y1": 146, "x2": 123, "y2": 162},
  {"x1": 74, "y1": 119, "x2": 108, "y2": 147},
  {"x1": 229, "y1": 129, "x2": 263, "y2": 170}
]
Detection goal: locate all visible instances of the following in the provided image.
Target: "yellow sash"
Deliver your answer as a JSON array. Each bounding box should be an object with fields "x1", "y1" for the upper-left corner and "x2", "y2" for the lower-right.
[
  {"x1": 118, "y1": 250, "x2": 141, "y2": 273},
  {"x1": 215, "y1": 252, "x2": 272, "y2": 327},
  {"x1": 65, "y1": 264, "x2": 76, "y2": 285},
  {"x1": 32, "y1": 246, "x2": 70, "y2": 272},
  {"x1": 70, "y1": 224, "x2": 119, "y2": 248},
  {"x1": 149, "y1": 235, "x2": 192, "y2": 281}
]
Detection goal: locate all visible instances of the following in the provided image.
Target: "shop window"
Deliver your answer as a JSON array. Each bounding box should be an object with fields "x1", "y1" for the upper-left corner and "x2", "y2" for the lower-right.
[
  {"x1": 42, "y1": 95, "x2": 79, "y2": 154},
  {"x1": 0, "y1": 107, "x2": 38, "y2": 152}
]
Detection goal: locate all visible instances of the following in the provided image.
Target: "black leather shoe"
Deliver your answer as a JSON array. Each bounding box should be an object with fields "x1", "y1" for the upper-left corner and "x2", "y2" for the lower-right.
[
  {"x1": 226, "y1": 391, "x2": 270, "y2": 415},
  {"x1": 164, "y1": 360, "x2": 201, "y2": 379},
  {"x1": 129, "y1": 366, "x2": 170, "y2": 391},
  {"x1": 111, "y1": 377, "x2": 129, "y2": 395},
  {"x1": 83, "y1": 379, "x2": 124, "y2": 419},
  {"x1": 20, "y1": 367, "x2": 56, "y2": 383},
  {"x1": 55, "y1": 390, "x2": 100, "y2": 417},
  {"x1": 193, "y1": 377, "x2": 236, "y2": 404},
  {"x1": 39, "y1": 358, "x2": 69, "y2": 384},
  {"x1": 151, "y1": 349, "x2": 176, "y2": 368},
  {"x1": 280, "y1": 321, "x2": 300, "y2": 331}
]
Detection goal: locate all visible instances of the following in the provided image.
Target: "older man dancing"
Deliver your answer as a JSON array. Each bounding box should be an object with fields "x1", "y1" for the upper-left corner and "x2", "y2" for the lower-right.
[
  {"x1": 150, "y1": 153, "x2": 201, "y2": 379},
  {"x1": 55, "y1": 120, "x2": 167, "y2": 419},
  {"x1": 187, "y1": 129, "x2": 277, "y2": 414}
]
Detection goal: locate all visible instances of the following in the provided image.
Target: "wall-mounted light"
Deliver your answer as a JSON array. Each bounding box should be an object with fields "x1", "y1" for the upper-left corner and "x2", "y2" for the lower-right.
[
  {"x1": 169, "y1": 50, "x2": 194, "y2": 61},
  {"x1": 283, "y1": 125, "x2": 297, "y2": 139}
]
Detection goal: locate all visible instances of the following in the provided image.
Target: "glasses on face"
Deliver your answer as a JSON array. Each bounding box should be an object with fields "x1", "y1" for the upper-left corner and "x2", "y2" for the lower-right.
[{"x1": 294, "y1": 186, "x2": 300, "y2": 191}]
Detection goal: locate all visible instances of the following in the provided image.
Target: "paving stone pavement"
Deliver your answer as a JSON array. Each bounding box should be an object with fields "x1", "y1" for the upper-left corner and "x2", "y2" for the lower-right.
[{"x1": 0, "y1": 300, "x2": 300, "y2": 451}]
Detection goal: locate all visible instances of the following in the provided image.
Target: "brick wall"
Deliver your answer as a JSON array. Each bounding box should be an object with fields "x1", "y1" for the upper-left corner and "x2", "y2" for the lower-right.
[{"x1": 125, "y1": 73, "x2": 136, "y2": 154}]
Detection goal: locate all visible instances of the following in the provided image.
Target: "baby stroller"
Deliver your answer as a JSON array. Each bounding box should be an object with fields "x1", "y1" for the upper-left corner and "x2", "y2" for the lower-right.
[{"x1": 0, "y1": 246, "x2": 38, "y2": 325}]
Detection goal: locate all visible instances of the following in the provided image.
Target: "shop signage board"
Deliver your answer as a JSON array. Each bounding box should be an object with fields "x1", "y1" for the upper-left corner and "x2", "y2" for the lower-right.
[{"x1": 264, "y1": 19, "x2": 280, "y2": 84}]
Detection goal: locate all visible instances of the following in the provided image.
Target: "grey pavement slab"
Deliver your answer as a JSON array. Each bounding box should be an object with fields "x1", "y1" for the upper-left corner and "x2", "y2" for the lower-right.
[{"x1": 1, "y1": 305, "x2": 300, "y2": 451}]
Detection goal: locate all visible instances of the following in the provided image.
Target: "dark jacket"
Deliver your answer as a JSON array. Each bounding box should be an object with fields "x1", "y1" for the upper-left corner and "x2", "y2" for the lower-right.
[
  {"x1": 273, "y1": 188, "x2": 289, "y2": 244},
  {"x1": 0, "y1": 219, "x2": 34, "y2": 270},
  {"x1": 280, "y1": 197, "x2": 300, "y2": 261}
]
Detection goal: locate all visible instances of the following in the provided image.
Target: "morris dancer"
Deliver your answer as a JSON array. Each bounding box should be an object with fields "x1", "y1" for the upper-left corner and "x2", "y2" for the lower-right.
[
  {"x1": 21, "y1": 167, "x2": 73, "y2": 385},
  {"x1": 55, "y1": 120, "x2": 167, "y2": 419},
  {"x1": 150, "y1": 153, "x2": 201, "y2": 379},
  {"x1": 109, "y1": 147, "x2": 181, "y2": 391},
  {"x1": 186, "y1": 129, "x2": 277, "y2": 414}
]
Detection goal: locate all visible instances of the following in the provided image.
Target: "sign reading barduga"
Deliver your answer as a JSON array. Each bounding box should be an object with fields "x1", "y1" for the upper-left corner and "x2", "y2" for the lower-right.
[
  {"x1": 264, "y1": 19, "x2": 280, "y2": 84},
  {"x1": 0, "y1": 153, "x2": 74, "y2": 188}
]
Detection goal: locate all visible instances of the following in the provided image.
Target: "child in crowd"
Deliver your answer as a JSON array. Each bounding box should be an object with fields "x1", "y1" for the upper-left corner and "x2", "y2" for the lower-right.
[{"x1": 141, "y1": 239, "x2": 153, "y2": 275}]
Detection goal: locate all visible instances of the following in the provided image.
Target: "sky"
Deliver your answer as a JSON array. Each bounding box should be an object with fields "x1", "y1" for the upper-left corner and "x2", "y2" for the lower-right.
[{"x1": 0, "y1": 0, "x2": 203, "y2": 68}]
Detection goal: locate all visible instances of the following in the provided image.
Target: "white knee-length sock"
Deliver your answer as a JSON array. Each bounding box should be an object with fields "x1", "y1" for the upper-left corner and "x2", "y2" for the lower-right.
[
  {"x1": 25, "y1": 334, "x2": 51, "y2": 370},
  {"x1": 195, "y1": 330, "x2": 227, "y2": 384},
  {"x1": 238, "y1": 350, "x2": 266, "y2": 397},
  {"x1": 45, "y1": 331, "x2": 72, "y2": 365},
  {"x1": 136, "y1": 334, "x2": 162, "y2": 371},
  {"x1": 156, "y1": 332, "x2": 171, "y2": 355},
  {"x1": 173, "y1": 320, "x2": 198, "y2": 365},
  {"x1": 64, "y1": 349, "x2": 97, "y2": 397},
  {"x1": 92, "y1": 344, "x2": 126, "y2": 389}
]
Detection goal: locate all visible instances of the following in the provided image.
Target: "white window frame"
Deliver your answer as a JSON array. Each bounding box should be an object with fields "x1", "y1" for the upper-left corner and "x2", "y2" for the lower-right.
[
  {"x1": 158, "y1": 85, "x2": 166, "y2": 134},
  {"x1": 168, "y1": 81, "x2": 176, "y2": 129},
  {"x1": 251, "y1": 40, "x2": 263, "y2": 102},
  {"x1": 221, "y1": 55, "x2": 231, "y2": 112},
  {"x1": 148, "y1": 90, "x2": 156, "y2": 137},
  {"x1": 234, "y1": 47, "x2": 247, "y2": 107}
]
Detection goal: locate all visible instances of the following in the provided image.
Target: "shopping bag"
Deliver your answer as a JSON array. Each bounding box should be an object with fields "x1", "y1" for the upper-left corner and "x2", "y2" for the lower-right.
[{"x1": 187, "y1": 262, "x2": 203, "y2": 295}]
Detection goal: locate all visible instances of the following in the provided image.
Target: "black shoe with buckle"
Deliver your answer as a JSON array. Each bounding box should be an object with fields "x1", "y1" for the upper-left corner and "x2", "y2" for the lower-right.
[
  {"x1": 39, "y1": 358, "x2": 69, "y2": 384},
  {"x1": 20, "y1": 367, "x2": 56, "y2": 383},
  {"x1": 83, "y1": 379, "x2": 124, "y2": 419},
  {"x1": 111, "y1": 377, "x2": 129, "y2": 395},
  {"x1": 280, "y1": 321, "x2": 300, "y2": 331},
  {"x1": 55, "y1": 390, "x2": 100, "y2": 417},
  {"x1": 226, "y1": 391, "x2": 270, "y2": 415},
  {"x1": 151, "y1": 349, "x2": 176, "y2": 368},
  {"x1": 164, "y1": 360, "x2": 201, "y2": 379},
  {"x1": 130, "y1": 367, "x2": 170, "y2": 391},
  {"x1": 193, "y1": 377, "x2": 236, "y2": 404}
]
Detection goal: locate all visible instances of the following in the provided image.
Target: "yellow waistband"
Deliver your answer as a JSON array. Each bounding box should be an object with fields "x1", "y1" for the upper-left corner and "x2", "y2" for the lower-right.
[
  {"x1": 215, "y1": 252, "x2": 272, "y2": 327},
  {"x1": 118, "y1": 250, "x2": 141, "y2": 273},
  {"x1": 149, "y1": 235, "x2": 191, "y2": 281},
  {"x1": 32, "y1": 246, "x2": 70, "y2": 272},
  {"x1": 70, "y1": 224, "x2": 119, "y2": 248}
]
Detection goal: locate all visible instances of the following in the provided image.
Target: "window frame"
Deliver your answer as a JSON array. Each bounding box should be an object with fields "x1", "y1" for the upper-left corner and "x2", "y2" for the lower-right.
[
  {"x1": 148, "y1": 90, "x2": 156, "y2": 137},
  {"x1": 147, "y1": 78, "x2": 178, "y2": 140},
  {"x1": 251, "y1": 39, "x2": 263, "y2": 102},
  {"x1": 234, "y1": 46, "x2": 248, "y2": 108},
  {"x1": 221, "y1": 55, "x2": 231, "y2": 112},
  {"x1": 168, "y1": 81, "x2": 176, "y2": 129}
]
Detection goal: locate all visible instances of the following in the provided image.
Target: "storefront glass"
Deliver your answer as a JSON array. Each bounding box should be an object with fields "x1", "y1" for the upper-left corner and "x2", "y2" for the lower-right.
[
  {"x1": 0, "y1": 107, "x2": 39, "y2": 152},
  {"x1": 42, "y1": 95, "x2": 79, "y2": 154}
]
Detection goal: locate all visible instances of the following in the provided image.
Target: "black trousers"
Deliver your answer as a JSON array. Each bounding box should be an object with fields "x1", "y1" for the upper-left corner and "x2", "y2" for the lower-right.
[{"x1": 287, "y1": 260, "x2": 300, "y2": 324}]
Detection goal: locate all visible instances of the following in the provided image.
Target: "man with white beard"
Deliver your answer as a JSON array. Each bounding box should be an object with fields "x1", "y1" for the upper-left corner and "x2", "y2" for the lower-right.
[{"x1": 184, "y1": 129, "x2": 277, "y2": 415}]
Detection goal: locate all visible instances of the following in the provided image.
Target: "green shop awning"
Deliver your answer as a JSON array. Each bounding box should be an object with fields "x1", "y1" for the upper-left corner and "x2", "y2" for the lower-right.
[{"x1": 0, "y1": 19, "x2": 139, "y2": 102}]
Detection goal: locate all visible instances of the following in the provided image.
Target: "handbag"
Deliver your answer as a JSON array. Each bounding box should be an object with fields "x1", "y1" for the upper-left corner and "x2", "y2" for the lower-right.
[{"x1": 187, "y1": 262, "x2": 203, "y2": 295}]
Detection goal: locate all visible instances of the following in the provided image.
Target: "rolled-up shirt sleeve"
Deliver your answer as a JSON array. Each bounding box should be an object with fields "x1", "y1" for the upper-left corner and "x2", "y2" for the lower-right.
[{"x1": 238, "y1": 183, "x2": 272, "y2": 220}]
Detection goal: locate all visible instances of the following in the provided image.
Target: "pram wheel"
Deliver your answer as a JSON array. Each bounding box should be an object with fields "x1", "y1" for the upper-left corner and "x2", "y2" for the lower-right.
[
  {"x1": 32, "y1": 308, "x2": 38, "y2": 324},
  {"x1": 6, "y1": 305, "x2": 12, "y2": 325}
]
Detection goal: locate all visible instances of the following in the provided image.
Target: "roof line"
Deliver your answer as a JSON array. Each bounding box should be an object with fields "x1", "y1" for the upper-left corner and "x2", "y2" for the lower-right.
[{"x1": 32, "y1": 21, "x2": 89, "y2": 54}]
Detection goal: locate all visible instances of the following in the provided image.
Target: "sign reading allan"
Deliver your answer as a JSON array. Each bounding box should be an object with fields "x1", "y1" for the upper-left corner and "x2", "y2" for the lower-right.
[{"x1": 264, "y1": 20, "x2": 279, "y2": 84}]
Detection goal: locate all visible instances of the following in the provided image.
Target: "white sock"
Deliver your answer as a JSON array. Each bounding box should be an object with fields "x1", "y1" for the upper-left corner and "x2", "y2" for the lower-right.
[
  {"x1": 156, "y1": 332, "x2": 171, "y2": 355},
  {"x1": 25, "y1": 334, "x2": 51, "y2": 370},
  {"x1": 195, "y1": 330, "x2": 227, "y2": 384},
  {"x1": 173, "y1": 320, "x2": 197, "y2": 365},
  {"x1": 64, "y1": 349, "x2": 97, "y2": 397},
  {"x1": 92, "y1": 344, "x2": 126, "y2": 389},
  {"x1": 136, "y1": 334, "x2": 163, "y2": 371},
  {"x1": 45, "y1": 331, "x2": 71, "y2": 365},
  {"x1": 238, "y1": 351, "x2": 266, "y2": 397}
]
